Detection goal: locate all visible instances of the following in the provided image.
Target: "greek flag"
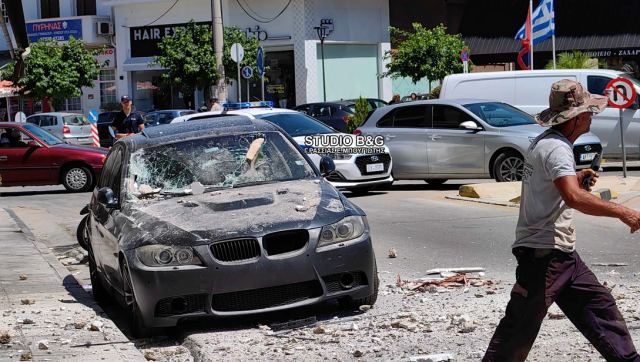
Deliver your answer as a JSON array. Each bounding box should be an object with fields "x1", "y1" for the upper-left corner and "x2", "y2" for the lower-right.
[{"x1": 515, "y1": 0, "x2": 555, "y2": 45}]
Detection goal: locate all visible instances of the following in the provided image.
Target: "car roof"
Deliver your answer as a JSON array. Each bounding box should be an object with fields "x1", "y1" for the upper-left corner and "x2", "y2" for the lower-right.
[
  {"x1": 383, "y1": 98, "x2": 498, "y2": 108},
  {"x1": 27, "y1": 112, "x2": 81, "y2": 117},
  {"x1": 444, "y1": 69, "x2": 625, "y2": 81},
  {"x1": 174, "y1": 107, "x2": 299, "y2": 122},
  {"x1": 119, "y1": 117, "x2": 281, "y2": 151}
]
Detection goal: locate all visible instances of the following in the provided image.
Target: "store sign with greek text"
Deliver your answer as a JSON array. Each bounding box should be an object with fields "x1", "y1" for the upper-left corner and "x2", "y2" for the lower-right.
[
  {"x1": 130, "y1": 22, "x2": 209, "y2": 58},
  {"x1": 95, "y1": 48, "x2": 116, "y2": 68},
  {"x1": 26, "y1": 19, "x2": 83, "y2": 42}
]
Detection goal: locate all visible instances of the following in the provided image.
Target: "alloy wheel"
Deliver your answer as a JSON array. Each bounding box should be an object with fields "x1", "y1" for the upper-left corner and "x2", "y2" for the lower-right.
[
  {"x1": 65, "y1": 168, "x2": 88, "y2": 190},
  {"x1": 498, "y1": 156, "x2": 524, "y2": 181}
]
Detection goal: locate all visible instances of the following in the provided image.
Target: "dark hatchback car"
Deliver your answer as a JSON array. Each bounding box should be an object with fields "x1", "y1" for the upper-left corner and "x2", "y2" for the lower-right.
[
  {"x1": 294, "y1": 101, "x2": 355, "y2": 132},
  {"x1": 143, "y1": 109, "x2": 196, "y2": 127},
  {"x1": 87, "y1": 117, "x2": 378, "y2": 336}
]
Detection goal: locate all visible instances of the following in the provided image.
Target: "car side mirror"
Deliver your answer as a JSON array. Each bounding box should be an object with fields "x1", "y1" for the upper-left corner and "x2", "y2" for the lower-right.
[
  {"x1": 460, "y1": 121, "x2": 482, "y2": 131},
  {"x1": 27, "y1": 140, "x2": 39, "y2": 147},
  {"x1": 319, "y1": 156, "x2": 336, "y2": 177},
  {"x1": 97, "y1": 187, "x2": 119, "y2": 209}
]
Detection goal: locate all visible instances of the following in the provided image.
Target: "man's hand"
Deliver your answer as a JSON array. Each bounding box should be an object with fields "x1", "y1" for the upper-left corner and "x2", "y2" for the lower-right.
[
  {"x1": 577, "y1": 169, "x2": 598, "y2": 191},
  {"x1": 620, "y1": 208, "x2": 640, "y2": 233}
]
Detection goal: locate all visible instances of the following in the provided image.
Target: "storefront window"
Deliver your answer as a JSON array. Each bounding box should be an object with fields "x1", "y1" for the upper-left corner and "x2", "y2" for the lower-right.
[{"x1": 99, "y1": 69, "x2": 117, "y2": 109}]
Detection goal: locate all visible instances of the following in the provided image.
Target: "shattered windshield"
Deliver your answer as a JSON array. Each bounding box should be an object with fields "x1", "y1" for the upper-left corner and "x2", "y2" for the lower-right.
[{"x1": 127, "y1": 131, "x2": 316, "y2": 199}]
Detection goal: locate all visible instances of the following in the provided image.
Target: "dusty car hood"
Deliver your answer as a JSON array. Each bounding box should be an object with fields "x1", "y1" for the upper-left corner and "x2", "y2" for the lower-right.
[{"x1": 117, "y1": 179, "x2": 358, "y2": 249}]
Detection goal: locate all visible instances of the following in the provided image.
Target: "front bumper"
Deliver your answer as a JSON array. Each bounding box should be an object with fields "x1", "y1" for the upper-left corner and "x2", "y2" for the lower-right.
[{"x1": 124, "y1": 229, "x2": 376, "y2": 328}]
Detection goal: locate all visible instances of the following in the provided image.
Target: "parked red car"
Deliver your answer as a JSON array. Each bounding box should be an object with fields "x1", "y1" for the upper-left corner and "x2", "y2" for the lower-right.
[{"x1": 0, "y1": 122, "x2": 107, "y2": 192}]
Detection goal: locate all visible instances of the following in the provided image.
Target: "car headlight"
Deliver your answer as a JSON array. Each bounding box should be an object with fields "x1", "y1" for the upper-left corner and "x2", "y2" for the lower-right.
[
  {"x1": 317, "y1": 216, "x2": 366, "y2": 248},
  {"x1": 135, "y1": 245, "x2": 202, "y2": 267}
]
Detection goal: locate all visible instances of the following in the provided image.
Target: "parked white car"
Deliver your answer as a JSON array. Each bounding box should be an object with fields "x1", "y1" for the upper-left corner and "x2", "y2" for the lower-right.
[
  {"x1": 26, "y1": 112, "x2": 93, "y2": 146},
  {"x1": 440, "y1": 69, "x2": 640, "y2": 159},
  {"x1": 171, "y1": 104, "x2": 393, "y2": 194}
]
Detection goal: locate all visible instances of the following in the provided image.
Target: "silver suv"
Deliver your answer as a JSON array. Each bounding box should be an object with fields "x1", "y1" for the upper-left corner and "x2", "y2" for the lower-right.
[{"x1": 357, "y1": 99, "x2": 602, "y2": 183}]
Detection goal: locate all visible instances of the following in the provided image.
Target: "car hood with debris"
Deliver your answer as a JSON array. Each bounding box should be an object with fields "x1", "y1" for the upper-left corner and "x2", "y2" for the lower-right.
[{"x1": 116, "y1": 178, "x2": 362, "y2": 250}]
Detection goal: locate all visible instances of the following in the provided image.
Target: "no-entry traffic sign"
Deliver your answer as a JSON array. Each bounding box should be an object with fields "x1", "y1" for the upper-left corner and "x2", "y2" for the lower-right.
[{"x1": 605, "y1": 77, "x2": 637, "y2": 109}]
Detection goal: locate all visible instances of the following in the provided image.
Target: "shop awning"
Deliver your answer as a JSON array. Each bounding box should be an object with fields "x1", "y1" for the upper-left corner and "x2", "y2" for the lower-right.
[
  {"x1": 122, "y1": 57, "x2": 162, "y2": 72},
  {"x1": 0, "y1": 80, "x2": 17, "y2": 97},
  {"x1": 464, "y1": 34, "x2": 640, "y2": 55}
]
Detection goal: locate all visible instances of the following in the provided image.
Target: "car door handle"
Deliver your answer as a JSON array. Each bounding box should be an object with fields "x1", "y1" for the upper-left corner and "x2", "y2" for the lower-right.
[
  {"x1": 0, "y1": 156, "x2": 6, "y2": 161},
  {"x1": 431, "y1": 135, "x2": 442, "y2": 141}
]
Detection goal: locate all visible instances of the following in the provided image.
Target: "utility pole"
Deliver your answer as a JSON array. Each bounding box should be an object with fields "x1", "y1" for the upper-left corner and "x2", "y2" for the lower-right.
[
  {"x1": 0, "y1": 7, "x2": 14, "y2": 60},
  {"x1": 211, "y1": 0, "x2": 226, "y2": 103}
]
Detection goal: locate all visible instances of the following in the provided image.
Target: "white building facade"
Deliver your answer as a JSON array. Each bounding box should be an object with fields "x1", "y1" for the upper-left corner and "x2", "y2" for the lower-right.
[
  {"x1": 2, "y1": 0, "x2": 115, "y2": 118},
  {"x1": 105, "y1": 0, "x2": 392, "y2": 111}
]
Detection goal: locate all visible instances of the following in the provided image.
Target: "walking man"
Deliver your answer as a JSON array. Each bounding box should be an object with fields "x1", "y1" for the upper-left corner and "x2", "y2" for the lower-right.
[
  {"x1": 111, "y1": 95, "x2": 144, "y2": 139},
  {"x1": 484, "y1": 79, "x2": 640, "y2": 361}
]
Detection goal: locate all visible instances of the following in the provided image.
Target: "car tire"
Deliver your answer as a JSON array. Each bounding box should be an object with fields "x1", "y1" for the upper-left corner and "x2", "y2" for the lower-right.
[
  {"x1": 76, "y1": 215, "x2": 90, "y2": 251},
  {"x1": 88, "y1": 244, "x2": 110, "y2": 306},
  {"x1": 62, "y1": 166, "x2": 93, "y2": 192},
  {"x1": 493, "y1": 151, "x2": 524, "y2": 182},
  {"x1": 121, "y1": 259, "x2": 154, "y2": 338},
  {"x1": 350, "y1": 186, "x2": 373, "y2": 196},
  {"x1": 424, "y1": 179, "x2": 447, "y2": 185},
  {"x1": 339, "y1": 260, "x2": 379, "y2": 309}
]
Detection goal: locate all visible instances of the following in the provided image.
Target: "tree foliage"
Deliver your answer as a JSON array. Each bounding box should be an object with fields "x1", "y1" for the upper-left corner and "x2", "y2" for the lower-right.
[
  {"x1": 154, "y1": 22, "x2": 262, "y2": 107},
  {"x1": 155, "y1": 21, "x2": 218, "y2": 108},
  {"x1": 545, "y1": 51, "x2": 600, "y2": 69},
  {"x1": 223, "y1": 27, "x2": 261, "y2": 81},
  {"x1": 17, "y1": 38, "x2": 99, "y2": 109},
  {"x1": 346, "y1": 97, "x2": 369, "y2": 134},
  {"x1": 382, "y1": 24, "x2": 468, "y2": 84}
]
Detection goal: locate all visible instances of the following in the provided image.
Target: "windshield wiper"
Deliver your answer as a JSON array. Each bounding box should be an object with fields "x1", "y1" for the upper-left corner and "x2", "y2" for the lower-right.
[{"x1": 232, "y1": 180, "x2": 277, "y2": 188}]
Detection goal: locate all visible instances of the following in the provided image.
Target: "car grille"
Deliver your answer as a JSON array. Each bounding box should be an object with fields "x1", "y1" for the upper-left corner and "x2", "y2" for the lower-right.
[
  {"x1": 573, "y1": 143, "x2": 602, "y2": 166},
  {"x1": 322, "y1": 271, "x2": 368, "y2": 293},
  {"x1": 210, "y1": 238, "x2": 261, "y2": 262},
  {"x1": 211, "y1": 280, "x2": 323, "y2": 312},
  {"x1": 262, "y1": 230, "x2": 309, "y2": 256},
  {"x1": 155, "y1": 294, "x2": 207, "y2": 317},
  {"x1": 355, "y1": 154, "x2": 391, "y2": 175}
]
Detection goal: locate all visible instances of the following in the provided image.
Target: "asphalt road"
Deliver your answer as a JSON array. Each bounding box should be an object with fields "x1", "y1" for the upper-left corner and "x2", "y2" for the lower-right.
[
  {"x1": 2, "y1": 172, "x2": 640, "y2": 354},
  {"x1": 2, "y1": 172, "x2": 640, "y2": 282}
]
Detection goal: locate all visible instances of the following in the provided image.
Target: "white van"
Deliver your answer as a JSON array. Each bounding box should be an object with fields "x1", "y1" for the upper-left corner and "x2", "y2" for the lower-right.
[{"x1": 440, "y1": 69, "x2": 640, "y2": 159}]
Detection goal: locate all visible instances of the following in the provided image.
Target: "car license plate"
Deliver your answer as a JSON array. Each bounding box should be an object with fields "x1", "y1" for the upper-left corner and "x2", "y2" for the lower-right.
[
  {"x1": 366, "y1": 163, "x2": 384, "y2": 172},
  {"x1": 580, "y1": 153, "x2": 596, "y2": 162}
]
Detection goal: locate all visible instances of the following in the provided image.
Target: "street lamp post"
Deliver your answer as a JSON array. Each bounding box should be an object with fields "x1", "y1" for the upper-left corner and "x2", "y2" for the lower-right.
[{"x1": 314, "y1": 25, "x2": 328, "y2": 102}]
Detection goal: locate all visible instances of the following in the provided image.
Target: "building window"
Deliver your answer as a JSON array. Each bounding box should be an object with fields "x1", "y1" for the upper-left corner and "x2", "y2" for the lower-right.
[
  {"x1": 99, "y1": 69, "x2": 116, "y2": 109},
  {"x1": 62, "y1": 97, "x2": 81, "y2": 112},
  {"x1": 40, "y1": 0, "x2": 60, "y2": 19},
  {"x1": 76, "y1": 0, "x2": 96, "y2": 16}
]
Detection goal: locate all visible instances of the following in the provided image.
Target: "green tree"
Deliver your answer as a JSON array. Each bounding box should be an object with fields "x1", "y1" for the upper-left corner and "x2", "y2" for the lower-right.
[
  {"x1": 223, "y1": 27, "x2": 261, "y2": 82},
  {"x1": 382, "y1": 24, "x2": 468, "y2": 87},
  {"x1": 545, "y1": 51, "x2": 600, "y2": 69},
  {"x1": 346, "y1": 97, "x2": 369, "y2": 134},
  {"x1": 154, "y1": 23, "x2": 261, "y2": 107},
  {"x1": 17, "y1": 38, "x2": 99, "y2": 110},
  {"x1": 0, "y1": 61, "x2": 14, "y2": 81},
  {"x1": 155, "y1": 21, "x2": 218, "y2": 109}
]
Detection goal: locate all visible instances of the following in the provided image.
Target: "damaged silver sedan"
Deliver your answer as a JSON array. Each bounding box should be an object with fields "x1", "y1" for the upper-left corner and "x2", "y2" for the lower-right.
[{"x1": 87, "y1": 117, "x2": 378, "y2": 336}]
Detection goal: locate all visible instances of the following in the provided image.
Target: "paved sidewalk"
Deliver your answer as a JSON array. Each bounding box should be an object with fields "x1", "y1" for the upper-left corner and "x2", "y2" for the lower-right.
[{"x1": 0, "y1": 208, "x2": 145, "y2": 361}]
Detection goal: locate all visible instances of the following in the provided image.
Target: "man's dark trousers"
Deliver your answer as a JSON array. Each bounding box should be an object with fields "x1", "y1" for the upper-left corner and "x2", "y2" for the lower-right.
[{"x1": 483, "y1": 247, "x2": 639, "y2": 362}]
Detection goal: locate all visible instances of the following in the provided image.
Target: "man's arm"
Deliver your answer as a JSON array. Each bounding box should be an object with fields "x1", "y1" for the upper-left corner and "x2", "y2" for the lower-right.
[{"x1": 554, "y1": 172, "x2": 640, "y2": 232}]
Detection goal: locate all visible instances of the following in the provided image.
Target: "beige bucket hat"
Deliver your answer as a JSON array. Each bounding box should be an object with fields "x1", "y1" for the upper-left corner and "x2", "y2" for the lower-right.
[{"x1": 535, "y1": 79, "x2": 608, "y2": 127}]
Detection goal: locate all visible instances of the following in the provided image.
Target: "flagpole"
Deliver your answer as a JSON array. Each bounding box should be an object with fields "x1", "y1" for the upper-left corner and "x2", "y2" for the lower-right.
[
  {"x1": 552, "y1": 34, "x2": 556, "y2": 69},
  {"x1": 529, "y1": 0, "x2": 534, "y2": 70}
]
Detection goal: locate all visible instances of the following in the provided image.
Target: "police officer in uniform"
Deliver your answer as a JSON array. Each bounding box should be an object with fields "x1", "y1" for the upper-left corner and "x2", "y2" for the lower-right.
[{"x1": 111, "y1": 95, "x2": 144, "y2": 139}]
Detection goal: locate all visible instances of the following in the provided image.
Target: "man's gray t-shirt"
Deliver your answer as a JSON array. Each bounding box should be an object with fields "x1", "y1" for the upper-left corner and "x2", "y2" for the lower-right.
[{"x1": 513, "y1": 129, "x2": 577, "y2": 252}]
